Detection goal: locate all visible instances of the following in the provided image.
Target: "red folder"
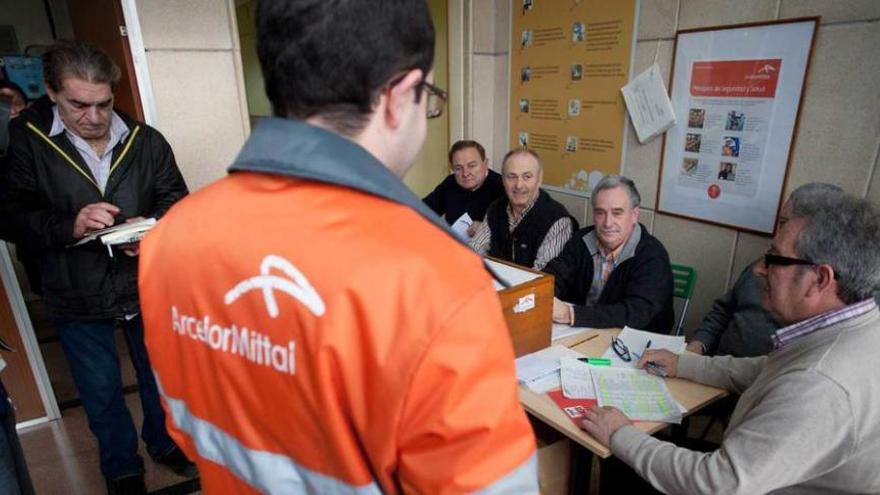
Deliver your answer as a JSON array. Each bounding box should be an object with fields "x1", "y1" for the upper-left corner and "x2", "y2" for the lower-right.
[{"x1": 547, "y1": 390, "x2": 598, "y2": 427}]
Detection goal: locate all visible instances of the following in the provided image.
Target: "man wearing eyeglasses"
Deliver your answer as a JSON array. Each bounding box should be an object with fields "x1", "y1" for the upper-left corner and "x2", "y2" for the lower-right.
[
  {"x1": 686, "y1": 183, "x2": 844, "y2": 358},
  {"x1": 423, "y1": 140, "x2": 505, "y2": 238},
  {"x1": 580, "y1": 188, "x2": 880, "y2": 493},
  {"x1": 138, "y1": 1, "x2": 538, "y2": 494}
]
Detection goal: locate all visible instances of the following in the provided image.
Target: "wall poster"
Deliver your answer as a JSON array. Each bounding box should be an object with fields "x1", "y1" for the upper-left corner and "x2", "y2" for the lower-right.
[
  {"x1": 656, "y1": 18, "x2": 818, "y2": 234},
  {"x1": 510, "y1": 0, "x2": 638, "y2": 193}
]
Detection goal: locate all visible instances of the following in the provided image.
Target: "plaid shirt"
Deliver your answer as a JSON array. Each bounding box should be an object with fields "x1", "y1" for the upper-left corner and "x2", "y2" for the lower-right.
[{"x1": 771, "y1": 298, "x2": 878, "y2": 350}]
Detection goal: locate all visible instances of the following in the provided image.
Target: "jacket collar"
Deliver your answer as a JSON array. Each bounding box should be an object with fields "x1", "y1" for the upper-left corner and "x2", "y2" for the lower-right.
[
  {"x1": 583, "y1": 222, "x2": 644, "y2": 264},
  {"x1": 229, "y1": 118, "x2": 510, "y2": 286},
  {"x1": 230, "y1": 118, "x2": 451, "y2": 233}
]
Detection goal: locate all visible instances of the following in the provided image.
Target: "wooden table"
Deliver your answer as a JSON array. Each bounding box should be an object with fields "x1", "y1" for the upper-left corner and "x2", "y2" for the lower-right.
[{"x1": 519, "y1": 328, "x2": 727, "y2": 493}]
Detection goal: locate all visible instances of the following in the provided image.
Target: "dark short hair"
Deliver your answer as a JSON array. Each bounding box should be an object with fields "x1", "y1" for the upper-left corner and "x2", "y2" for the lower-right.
[
  {"x1": 501, "y1": 148, "x2": 542, "y2": 173},
  {"x1": 0, "y1": 80, "x2": 26, "y2": 102},
  {"x1": 448, "y1": 140, "x2": 486, "y2": 164},
  {"x1": 256, "y1": 0, "x2": 435, "y2": 137},
  {"x1": 43, "y1": 41, "x2": 121, "y2": 93}
]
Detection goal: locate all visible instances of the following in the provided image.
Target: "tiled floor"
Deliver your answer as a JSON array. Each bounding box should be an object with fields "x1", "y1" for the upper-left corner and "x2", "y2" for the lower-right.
[
  {"x1": 16, "y1": 299, "x2": 201, "y2": 494},
  {"x1": 19, "y1": 394, "x2": 200, "y2": 494}
]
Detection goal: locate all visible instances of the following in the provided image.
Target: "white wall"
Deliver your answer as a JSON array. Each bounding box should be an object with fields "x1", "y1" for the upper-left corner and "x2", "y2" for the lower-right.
[
  {"x1": 134, "y1": 0, "x2": 250, "y2": 192},
  {"x1": 466, "y1": 0, "x2": 880, "y2": 335}
]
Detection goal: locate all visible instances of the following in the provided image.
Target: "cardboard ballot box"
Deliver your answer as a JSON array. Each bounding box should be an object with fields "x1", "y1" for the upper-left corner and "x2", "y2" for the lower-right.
[{"x1": 486, "y1": 257, "x2": 554, "y2": 357}]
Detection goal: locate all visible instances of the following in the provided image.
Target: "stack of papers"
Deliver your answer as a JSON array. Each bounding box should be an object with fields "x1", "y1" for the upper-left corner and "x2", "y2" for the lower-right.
[
  {"x1": 601, "y1": 326, "x2": 685, "y2": 368},
  {"x1": 558, "y1": 359, "x2": 682, "y2": 422},
  {"x1": 551, "y1": 323, "x2": 594, "y2": 342},
  {"x1": 515, "y1": 345, "x2": 583, "y2": 393},
  {"x1": 74, "y1": 218, "x2": 157, "y2": 248},
  {"x1": 486, "y1": 258, "x2": 541, "y2": 291}
]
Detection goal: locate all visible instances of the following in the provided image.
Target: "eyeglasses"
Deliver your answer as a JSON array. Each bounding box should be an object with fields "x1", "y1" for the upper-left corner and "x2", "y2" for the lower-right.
[
  {"x1": 763, "y1": 252, "x2": 818, "y2": 268},
  {"x1": 386, "y1": 72, "x2": 448, "y2": 120},
  {"x1": 419, "y1": 80, "x2": 447, "y2": 119},
  {"x1": 611, "y1": 337, "x2": 632, "y2": 362}
]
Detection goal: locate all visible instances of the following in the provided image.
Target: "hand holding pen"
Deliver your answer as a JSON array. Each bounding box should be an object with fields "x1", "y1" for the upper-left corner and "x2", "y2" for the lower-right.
[{"x1": 635, "y1": 348, "x2": 679, "y2": 378}]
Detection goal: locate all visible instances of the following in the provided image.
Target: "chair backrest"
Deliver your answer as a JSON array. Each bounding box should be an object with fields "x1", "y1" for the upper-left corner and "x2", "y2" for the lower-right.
[{"x1": 670, "y1": 264, "x2": 697, "y2": 336}]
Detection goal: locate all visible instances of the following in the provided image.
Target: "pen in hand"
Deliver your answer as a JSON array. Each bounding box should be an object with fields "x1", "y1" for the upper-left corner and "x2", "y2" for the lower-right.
[{"x1": 634, "y1": 341, "x2": 668, "y2": 377}]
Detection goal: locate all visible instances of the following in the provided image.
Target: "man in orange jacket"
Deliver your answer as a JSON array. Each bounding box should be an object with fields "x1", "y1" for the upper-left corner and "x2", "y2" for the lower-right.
[{"x1": 138, "y1": 1, "x2": 538, "y2": 493}]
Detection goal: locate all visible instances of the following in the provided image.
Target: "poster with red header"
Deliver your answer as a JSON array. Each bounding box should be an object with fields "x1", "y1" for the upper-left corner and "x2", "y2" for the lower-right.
[{"x1": 657, "y1": 20, "x2": 817, "y2": 234}]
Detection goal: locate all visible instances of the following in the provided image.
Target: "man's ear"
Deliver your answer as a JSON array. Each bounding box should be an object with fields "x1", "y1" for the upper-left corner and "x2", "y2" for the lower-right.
[
  {"x1": 45, "y1": 83, "x2": 58, "y2": 103},
  {"x1": 632, "y1": 206, "x2": 641, "y2": 221},
  {"x1": 813, "y1": 264, "x2": 837, "y2": 295},
  {"x1": 383, "y1": 69, "x2": 423, "y2": 129}
]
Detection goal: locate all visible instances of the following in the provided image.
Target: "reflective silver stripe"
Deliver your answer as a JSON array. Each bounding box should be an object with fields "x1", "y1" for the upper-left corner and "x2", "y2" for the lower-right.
[
  {"x1": 475, "y1": 453, "x2": 540, "y2": 495},
  {"x1": 154, "y1": 374, "x2": 382, "y2": 495}
]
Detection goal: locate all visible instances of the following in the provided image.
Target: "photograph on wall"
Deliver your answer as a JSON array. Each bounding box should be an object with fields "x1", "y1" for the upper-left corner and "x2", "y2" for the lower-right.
[
  {"x1": 656, "y1": 18, "x2": 818, "y2": 234},
  {"x1": 509, "y1": 0, "x2": 637, "y2": 193}
]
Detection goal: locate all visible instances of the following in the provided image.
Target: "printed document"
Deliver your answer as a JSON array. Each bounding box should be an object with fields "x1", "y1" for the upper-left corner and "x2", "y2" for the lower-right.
[
  {"x1": 590, "y1": 366, "x2": 682, "y2": 423},
  {"x1": 560, "y1": 357, "x2": 596, "y2": 399}
]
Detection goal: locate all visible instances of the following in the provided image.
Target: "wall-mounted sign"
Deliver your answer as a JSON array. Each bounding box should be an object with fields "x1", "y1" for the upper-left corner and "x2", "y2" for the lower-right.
[
  {"x1": 656, "y1": 18, "x2": 818, "y2": 234},
  {"x1": 509, "y1": 0, "x2": 637, "y2": 193}
]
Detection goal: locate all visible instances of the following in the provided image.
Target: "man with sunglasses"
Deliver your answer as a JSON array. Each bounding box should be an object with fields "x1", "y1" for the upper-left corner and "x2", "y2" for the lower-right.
[
  {"x1": 138, "y1": 1, "x2": 538, "y2": 493},
  {"x1": 686, "y1": 183, "x2": 845, "y2": 358},
  {"x1": 580, "y1": 188, "x2": 880, "y2": 493}
]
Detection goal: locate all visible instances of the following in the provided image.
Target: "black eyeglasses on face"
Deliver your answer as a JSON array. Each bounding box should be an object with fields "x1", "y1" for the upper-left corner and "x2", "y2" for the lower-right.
[
  {"x1": 385, "y1": 72, "x2": 448, "y2": 119},
  {"x1": 419, "y1": 80, "x2": 447, "y2": 119},
  {"x1": 763, "y1": 252, "x2": 818, "y2": 268}
]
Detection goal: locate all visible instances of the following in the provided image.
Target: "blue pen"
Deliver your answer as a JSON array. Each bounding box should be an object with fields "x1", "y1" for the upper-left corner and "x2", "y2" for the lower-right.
[{"x1": 634, "y1": 340, "x2": 668, "y2": 377}]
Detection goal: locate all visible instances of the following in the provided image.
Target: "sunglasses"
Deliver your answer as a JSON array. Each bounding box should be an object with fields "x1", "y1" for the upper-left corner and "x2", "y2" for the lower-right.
[
  {"x1": 763, "y1": 252, "x2": 839, "y2": 279},
  {"x1": 763, "y1": 253, "x2": 817, "y2": 268}
]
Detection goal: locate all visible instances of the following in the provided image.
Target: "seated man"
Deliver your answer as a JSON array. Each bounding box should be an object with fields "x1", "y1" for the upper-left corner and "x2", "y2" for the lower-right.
[
  {"x1": 686, "y1": 183, "x2": 844, "y2": 357},
  {"x1": 423, "y1": 139, "x2": 505, "y2": 235},
  {"x1": 582, "y1": 191, "x2": 880, "y2": 493},
  {"x1": 686, "y1": 262, "x2": 779, "y2": 357},
  {"x1": 470, "y1": 149, "x2": 576, "y2": 270},
  {"x1": 545, "y1": 175, "x2": 673, "y2": 333}
]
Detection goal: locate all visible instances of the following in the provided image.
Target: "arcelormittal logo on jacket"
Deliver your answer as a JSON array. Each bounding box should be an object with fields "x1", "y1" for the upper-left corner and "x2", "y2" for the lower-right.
[{"x1": 169, "y1": 255, "x2": 325, "y2": 376}]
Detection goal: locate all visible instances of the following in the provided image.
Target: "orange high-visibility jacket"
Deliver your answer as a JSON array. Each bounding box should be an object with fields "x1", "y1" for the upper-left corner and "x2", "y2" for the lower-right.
[{"x1": 139, "y1": 120, "x2": 538, "y2": 494}]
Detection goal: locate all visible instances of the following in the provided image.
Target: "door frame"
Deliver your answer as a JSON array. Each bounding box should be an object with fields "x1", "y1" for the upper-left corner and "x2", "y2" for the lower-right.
[{"x1": 0, "y1": 243, "x2": 60, "y2": 427}]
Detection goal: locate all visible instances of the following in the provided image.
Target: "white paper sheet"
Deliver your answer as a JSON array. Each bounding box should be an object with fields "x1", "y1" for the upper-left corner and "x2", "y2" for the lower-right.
[
  {"x1": 450, "y1": 212, "x2": 473, "y2": 241},
  {"x1": 560, "y1": 357, "x2": 596, "y2": 399},
  {"x1": 621, "y1": 63, "x2": 676, "y2": 144}
]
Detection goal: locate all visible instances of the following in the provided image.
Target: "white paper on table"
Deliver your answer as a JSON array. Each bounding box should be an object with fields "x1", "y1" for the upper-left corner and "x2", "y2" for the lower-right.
[
  {"x1": 515, "y1": 345, "x2": 584, "y2": 392},
  {"x1": 486, "y1": 258, "x2": 541, "y2": 291},
  {"x1": 551, "y1": 323, "x2": 593, "y2": 342},
  {"x1": 590, "y1": 366, "x2": 682, "y2": 423},
  {"x1": 602, "y1": 326, "x2": 686, "y2": 369},
  {"x1": 560, "y1": 357, "x2": 596, "y2": 399},
  {"x1": 450, "y1": 212, "x2": 473, "y2": 241}
]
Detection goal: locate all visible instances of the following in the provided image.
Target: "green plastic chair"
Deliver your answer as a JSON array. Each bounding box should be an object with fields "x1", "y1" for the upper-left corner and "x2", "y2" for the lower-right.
[{"x1": 671, "y1": 264, "x2": 697, "y2": 336}]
